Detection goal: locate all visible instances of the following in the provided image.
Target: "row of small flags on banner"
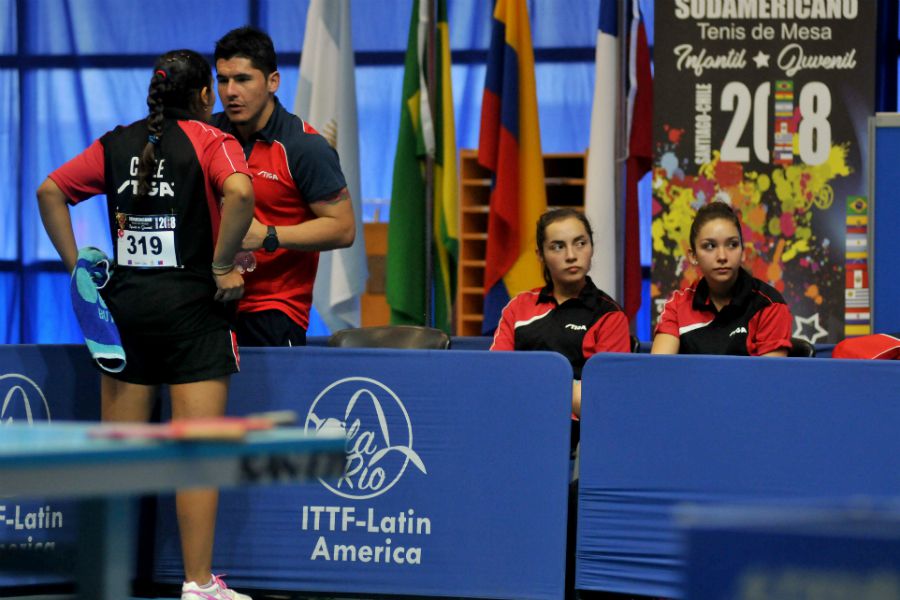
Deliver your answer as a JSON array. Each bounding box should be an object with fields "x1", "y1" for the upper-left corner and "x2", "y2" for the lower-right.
[{"x1": 845, "y1": 196, "x2": 871, "y2": 337}]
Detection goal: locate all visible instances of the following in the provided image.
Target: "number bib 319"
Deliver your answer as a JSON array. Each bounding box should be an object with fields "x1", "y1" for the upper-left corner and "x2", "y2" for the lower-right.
[{"x1": 116, "y1": 213, "x2": 179, "y2": 268}]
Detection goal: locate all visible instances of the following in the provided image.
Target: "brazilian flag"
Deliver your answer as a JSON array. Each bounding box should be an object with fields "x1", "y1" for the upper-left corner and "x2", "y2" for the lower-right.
[{"x1": 385, "y1": 0, "x2": 458, "y2": 333}]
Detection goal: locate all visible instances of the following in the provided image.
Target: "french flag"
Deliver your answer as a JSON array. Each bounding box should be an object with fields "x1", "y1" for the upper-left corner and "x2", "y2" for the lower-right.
[{"x1": 585, "y1": 0, "x2": 652, "y2": 320}]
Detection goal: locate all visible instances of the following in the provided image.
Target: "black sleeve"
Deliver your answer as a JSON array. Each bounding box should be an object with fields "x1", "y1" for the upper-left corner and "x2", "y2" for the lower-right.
[{"x1": 288, "y1": 132, "x2": 347, "y2": 203}]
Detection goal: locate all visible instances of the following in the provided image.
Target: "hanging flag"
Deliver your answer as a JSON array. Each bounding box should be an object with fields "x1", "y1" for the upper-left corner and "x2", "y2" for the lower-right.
[
  {"x1": 385, "y1": 0, "x2": 459, "y2": 333},
  {"x1": 585, "y1": 0, "x2": 619, "y2": 300},
  {"x1": 433, "y1": 0, "x2": 459, "y2": 334},
  {"x1": 297, "y1": 0, "x2": 368, "y2": 333},
  {"x1": 478, "y1": 0, "x2": 547, "y2": 335},
  {"x1": 623, "y1": 0, "x2": 652, "y2": 320}
]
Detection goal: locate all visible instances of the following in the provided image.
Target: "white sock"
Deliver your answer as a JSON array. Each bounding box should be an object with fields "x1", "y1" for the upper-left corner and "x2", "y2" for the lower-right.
[
  {"x1": 184, "y1": 576, "x2": 216, "y2": 590},
  {"x1": 199, "y1": 576, "x2": 217, "y2": 589}
]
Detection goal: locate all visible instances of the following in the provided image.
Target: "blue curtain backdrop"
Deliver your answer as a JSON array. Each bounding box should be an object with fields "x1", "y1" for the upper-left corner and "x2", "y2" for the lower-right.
[
  {"x1": 3, "y1": 0, "x2": 643, "y2": 342},
  {"x1": 2, "y1": 0, "x2": 891, "y2": 344}
]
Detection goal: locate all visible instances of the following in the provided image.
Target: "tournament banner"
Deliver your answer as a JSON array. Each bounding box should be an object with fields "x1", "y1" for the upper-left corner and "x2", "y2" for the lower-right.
[
  {"x1": 651, "y1": 1, "x2": 875, "y2": 343},
  {"x1": 153, "y1": 348, "x2": 573, "y2": 600}
]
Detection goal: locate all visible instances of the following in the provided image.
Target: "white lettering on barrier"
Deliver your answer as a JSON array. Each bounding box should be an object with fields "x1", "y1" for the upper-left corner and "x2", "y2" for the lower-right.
[
  {"x1": 0, "y1": 536, "x2": 57, "y2": 552},
  {"x1": 0, "y1": 504, "x2": 64, "y2": 530},
  {"x1": 302, "y1": 505, "x2": 432, "y2": 565},
  {"x1": 310, "y1": 536, "x2": 422, "y2": 565},
  {"x1": 302, "y1": 505, "x2": 431, "y2": 535},
  {"x1": 0, "y1": 504, "x2": 63, "y2": 554},
  {"x1": 303, "y1": 378, "x2": 432, "y2": 565}
]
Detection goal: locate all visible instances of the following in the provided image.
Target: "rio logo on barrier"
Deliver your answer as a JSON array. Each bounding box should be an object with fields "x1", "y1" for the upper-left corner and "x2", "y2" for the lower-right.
[
  {"x1": 0, "y1": 374, "x2": 51, "y2": 426},
  {"x1": 0, "y1": 373, "x2": 63, "y2": 556},
  {"x1": 305, "y1": 377, "x2": 427, "y2": 500}
]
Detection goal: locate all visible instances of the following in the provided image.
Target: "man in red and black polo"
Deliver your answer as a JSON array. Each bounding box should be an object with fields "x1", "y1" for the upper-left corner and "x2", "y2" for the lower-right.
[{"x1": 213, "y1": 26, "x2": 356, "y2": 346}]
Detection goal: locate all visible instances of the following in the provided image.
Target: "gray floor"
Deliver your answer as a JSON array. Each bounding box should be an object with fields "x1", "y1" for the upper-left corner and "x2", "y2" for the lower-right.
[
  {"x1": 0, "y1": 590, "x2": 359, "y2": 600},
  {"x1": 1, "y1": 595, "x2": 347, "y2": 600}
]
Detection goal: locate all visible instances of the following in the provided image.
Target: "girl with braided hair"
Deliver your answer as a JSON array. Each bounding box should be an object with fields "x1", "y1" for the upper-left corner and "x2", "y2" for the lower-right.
[{"x1": 37, "y1": 49, "x2": 255, "y2": 600}]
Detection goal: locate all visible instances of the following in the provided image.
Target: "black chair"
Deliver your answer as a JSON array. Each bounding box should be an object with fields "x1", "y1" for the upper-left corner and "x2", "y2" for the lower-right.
[
  {"x1": 328, "y1": 325, "x2": 451, "y2": 350},
  {"x1": 630, "y1": 334, "x2": 641, "y2": 354},
  {"x1": 788, "y1": 337, "x2": 816, "y2": 358}
]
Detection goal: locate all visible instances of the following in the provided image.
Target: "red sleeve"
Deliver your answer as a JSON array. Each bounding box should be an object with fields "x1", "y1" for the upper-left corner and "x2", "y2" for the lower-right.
[
  {"x1": 179, "y1": 121, "x2": 252, "y2": 194},
  {"x1": 654, "y1": 290, "x2": 683, "y2": 338},
  {"x1": 832, "y1": 334, "x2": 900, "y2": 359},
  {"x1": 583, "y1": 310, "x2": 632, "y2": 358},
  {"x1": 200, "y1": 128, "x2": 252, "y2": 192},
  {"x1": 489, "y1": 297, "x2": 518, "y2": 351},
  {"x1": 205, "y1": 134, "x2": 252, "y2": 191},
  {"x1": 748, "y1": 302, "x2": 792, "y2": 355},
  {"x1": 47, "y1": 139, "x2": 106, "y2": 204}
]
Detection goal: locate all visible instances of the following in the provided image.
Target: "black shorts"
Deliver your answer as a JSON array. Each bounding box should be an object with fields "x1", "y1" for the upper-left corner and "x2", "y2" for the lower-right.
[
  {"x1": 103, "y1": 328, "x2": 240, "y2": 385},
  {"x1": 235, "y1": 309, "x2": 307, "y2": 347}
]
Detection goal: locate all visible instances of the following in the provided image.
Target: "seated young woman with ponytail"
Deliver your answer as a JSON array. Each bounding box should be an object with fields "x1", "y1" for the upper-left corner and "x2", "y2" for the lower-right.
[
  {"x1": 490, "y1": 208, "x2": 631, "y2": 416},
  {"x1": 652, "y1": 201, "x2": 793, "y2": 357}
]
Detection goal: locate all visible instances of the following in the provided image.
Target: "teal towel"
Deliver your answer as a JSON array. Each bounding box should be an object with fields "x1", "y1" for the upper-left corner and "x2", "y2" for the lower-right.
[{"x1": 71, "y1": 247, "x2": 126, "y2": 373}]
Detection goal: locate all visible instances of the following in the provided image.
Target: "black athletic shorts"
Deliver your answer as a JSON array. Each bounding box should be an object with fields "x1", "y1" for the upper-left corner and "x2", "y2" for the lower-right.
[
  {"x1": 104, "y1": 327, "x2": 240, "y2": 385},
  {"x1": 235, "y1": 309, "x2": 307, "y2": 347}
]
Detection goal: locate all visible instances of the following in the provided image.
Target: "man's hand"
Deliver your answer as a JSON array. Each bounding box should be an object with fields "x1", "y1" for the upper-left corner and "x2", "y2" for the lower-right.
[{"x1": 241, "y1": 218, "x2": 267, "y2": 251}]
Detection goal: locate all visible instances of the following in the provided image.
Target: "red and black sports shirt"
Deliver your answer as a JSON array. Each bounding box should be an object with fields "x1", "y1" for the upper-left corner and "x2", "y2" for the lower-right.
[
  {"x1": 49, "y1": 110, "x2": 250, "y2": 337},
  {"x1": 655, "y1": 268, "x2": 792, "y2": 356},
  {"x1": 490, "y1": 277, "x2": 631, "y2": 378},
  {"x1": 212, "y1": 98, "x2": 346, "y2": 330}
]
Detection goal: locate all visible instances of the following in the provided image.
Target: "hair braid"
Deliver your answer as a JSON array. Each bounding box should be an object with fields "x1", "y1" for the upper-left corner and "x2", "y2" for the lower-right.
[
  {"x1": 134, "y1": 50, "x2": 211, "y2": 203},
  {"x1": 136, "y1": 71, "x2": 169, "y2": 201}
]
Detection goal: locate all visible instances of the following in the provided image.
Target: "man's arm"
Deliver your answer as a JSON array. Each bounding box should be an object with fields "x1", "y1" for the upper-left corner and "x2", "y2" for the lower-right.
[{"x1": 242, "y1": 187, "x2": 356, "y2": 251}]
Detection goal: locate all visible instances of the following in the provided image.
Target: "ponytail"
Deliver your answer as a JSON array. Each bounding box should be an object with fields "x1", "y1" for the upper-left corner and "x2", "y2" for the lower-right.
[
  {"x1": 136, "y1": 68, "x2": 169, "y2": 202},
  {"x1": 135, "y1": 51, "x2": 211, "y2": 203}
]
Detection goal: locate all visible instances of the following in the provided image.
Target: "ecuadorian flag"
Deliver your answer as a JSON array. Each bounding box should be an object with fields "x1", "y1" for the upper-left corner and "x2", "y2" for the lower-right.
[{"x1": 478, "y1": 0, "x2": 547, "y2": 335}]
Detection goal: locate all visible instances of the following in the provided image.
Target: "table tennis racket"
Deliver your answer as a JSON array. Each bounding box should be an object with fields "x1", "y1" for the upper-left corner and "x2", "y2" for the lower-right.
[{"x1": 88, "y1": 415, "x2": 278, "y2": 442}]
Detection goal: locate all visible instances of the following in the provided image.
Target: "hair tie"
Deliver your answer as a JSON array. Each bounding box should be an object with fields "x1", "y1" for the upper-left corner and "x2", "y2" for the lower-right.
[
  {"x1": 148, "y1": 134, "x2": 160, "y2": 145},
  {"x1": 155, "y1": 69, "x2": 167, "y2": 80}
]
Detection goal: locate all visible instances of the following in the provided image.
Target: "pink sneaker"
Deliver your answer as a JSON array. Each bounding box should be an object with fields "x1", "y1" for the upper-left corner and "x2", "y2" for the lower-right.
[{"x1": 181, "y1": 574, "x2": 252, "y2": 600}]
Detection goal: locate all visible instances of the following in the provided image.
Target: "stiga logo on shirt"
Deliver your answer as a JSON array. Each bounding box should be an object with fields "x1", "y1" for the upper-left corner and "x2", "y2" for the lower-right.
[
  {"x1": 305, "y1": 377, "x2": 427, "y2": 500},
  {"x1": 565, "y1": 324, "x2": 587, "y2": 331},
  {"x1": 256, "y1": 170, "x2": 280, "y2": 181},
  {"x1": 0, "y1": 374, "x2": 51, "y2": 425},
  {"x1": 729, "y1": 326, "x2": 749, "y2": 337}
]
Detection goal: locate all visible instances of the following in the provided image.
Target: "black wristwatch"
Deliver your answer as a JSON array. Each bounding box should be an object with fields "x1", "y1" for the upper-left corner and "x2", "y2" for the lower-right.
[{"x1": 262, "y1": 225, "x2": 279, "y2": 253}]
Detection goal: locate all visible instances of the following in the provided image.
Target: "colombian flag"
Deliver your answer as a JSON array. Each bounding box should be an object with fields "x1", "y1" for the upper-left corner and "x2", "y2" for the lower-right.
[{"x1": 478, "y1": 0, "x2": 547, "y2": 335}]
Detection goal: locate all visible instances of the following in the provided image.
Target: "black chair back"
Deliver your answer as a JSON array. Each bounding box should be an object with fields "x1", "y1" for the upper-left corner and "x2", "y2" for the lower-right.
[
  {"x1": 788, "y1": 337, "x2": 816, "y2": 358},
  {"x1": 328, "y1": 325, "x2": 451, "y2": 350},
  {"x1": 630, "y1": 335, "x2": 641, "y2": 354}
]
